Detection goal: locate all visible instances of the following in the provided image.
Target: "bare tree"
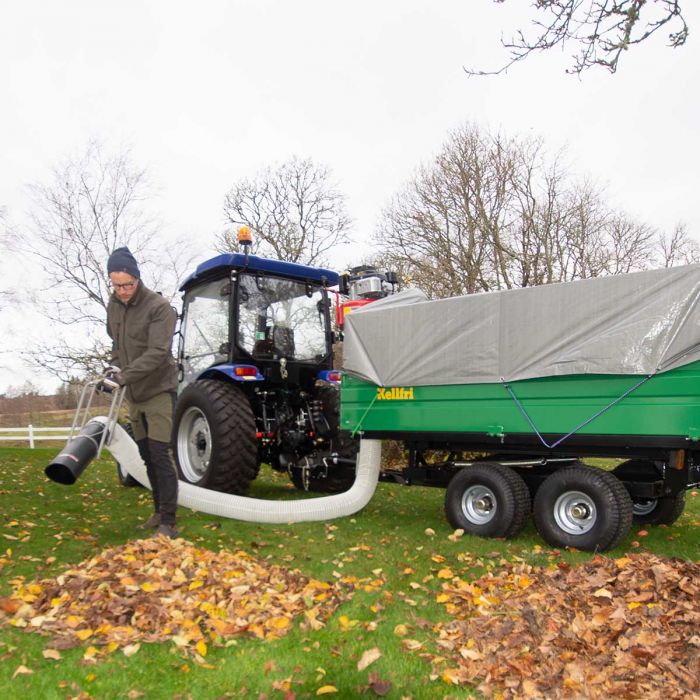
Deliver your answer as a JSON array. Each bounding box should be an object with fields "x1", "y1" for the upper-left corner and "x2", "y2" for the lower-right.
[
  {"x1": 375, "y1": 123, "x2": 663, "y2": 299},
  {"x1": 21, "y1": 140, "x2": 193, "y2": 381},
  {"x1": 657, "y1": 222, "x2": 700, "y2": 266},
  {"x1": 472, "y1": 1, "x2": 688, "y2": 75},
  {"x1": 0, "y1": 207, "x2": 13, "y2": 309},
  {"x1": 218, "y1": 156, "x2": 352, "y2": 266}
]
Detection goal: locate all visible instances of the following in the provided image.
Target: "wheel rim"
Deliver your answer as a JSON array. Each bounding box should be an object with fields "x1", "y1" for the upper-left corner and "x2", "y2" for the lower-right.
[
  {"x1": 177, "y1": 407, "x2": 212, "y2": 482},
  {"x1": 633, "y1": 498, "x2": 658, "y2": 516},
  {"x1": 553, "y1": 490, "x2": 597, "y2": 535},
  {"x1": 461, "y1": 485, "x2": 497, "y2": 525}
]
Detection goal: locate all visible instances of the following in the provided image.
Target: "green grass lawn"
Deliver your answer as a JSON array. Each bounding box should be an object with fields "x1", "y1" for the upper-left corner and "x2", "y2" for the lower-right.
[{"x1": 1, "y1": 447, "x2": 698, "y2": 699}]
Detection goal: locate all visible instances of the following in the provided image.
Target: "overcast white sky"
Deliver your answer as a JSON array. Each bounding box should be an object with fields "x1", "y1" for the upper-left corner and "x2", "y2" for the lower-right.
[{"x1": 1, "y1": 0, "x2": 699, "y2": 394}]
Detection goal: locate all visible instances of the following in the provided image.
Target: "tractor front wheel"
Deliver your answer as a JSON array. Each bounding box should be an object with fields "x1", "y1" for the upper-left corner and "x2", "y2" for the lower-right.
[{"x1": 174, "y1": 379, "x2": 257, "y2": 494}]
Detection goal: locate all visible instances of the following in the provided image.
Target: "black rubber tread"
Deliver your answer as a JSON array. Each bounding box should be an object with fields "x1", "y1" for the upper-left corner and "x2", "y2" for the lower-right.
[
  {"x1": 174, "y1": 379, "x2": 257, "y2": 494},
  {"x1": 612, "y1": 460, "x2": 687, "y2": 525},
  {"x1": 444, "y1": 462, "x2": 532, "y2": 539},
  {"x1": 116, "y1": 422, "x2": 141, "y2": 487},
  {"x1": 640, "y1": 492, "x2": 687, "y2": 526},
  {"x1": 533, "y1": 465, "x2": 633, "y2": 552},
  {"x1": 288, "y1": 383, "x2": 359, "y2": 494}
]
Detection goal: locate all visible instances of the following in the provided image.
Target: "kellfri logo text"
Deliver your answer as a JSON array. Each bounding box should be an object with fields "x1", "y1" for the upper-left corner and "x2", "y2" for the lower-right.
[{"x1": 376, "y1": 386, "x2": 415, "y2": 400}]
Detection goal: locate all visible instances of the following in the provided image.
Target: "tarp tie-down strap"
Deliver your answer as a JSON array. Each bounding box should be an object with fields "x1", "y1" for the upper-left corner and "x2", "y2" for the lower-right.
[
  {"x1": 351, "y1": 393, "x2": 379, "y2": 438},
  {"x1": 501, "y1": 373, "x2": 655, "y2": 450}
]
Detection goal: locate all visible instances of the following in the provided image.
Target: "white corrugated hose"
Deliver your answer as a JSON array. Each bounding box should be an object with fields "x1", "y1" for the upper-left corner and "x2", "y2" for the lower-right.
[{"x1": 100, "y1": 418, "x2": 382, "y2": 523}]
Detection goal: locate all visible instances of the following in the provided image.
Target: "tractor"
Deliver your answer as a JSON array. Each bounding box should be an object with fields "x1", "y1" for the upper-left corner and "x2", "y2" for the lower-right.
[{"x1": 172, "y1": 230, "x2": 396, "y2": 495}]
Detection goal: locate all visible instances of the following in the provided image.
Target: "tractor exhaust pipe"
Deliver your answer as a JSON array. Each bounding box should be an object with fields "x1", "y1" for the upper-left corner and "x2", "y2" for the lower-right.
[{"x1": 45, "y1": 420, "x2": 107, "y2": 485}]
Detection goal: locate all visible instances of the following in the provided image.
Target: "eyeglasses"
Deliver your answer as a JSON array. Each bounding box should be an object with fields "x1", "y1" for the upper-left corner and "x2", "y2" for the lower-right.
[{"x1": 111, "y1": 281, "x2": 136, "y2": 291}]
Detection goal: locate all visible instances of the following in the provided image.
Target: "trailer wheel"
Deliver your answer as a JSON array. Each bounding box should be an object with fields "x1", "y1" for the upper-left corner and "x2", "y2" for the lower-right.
[
  {"x1": 116, "y1": 423, "x2": 141, "y2": 487},
  {"x1": 629, "y1": 492, "x2": 686, "y2": 525},
  {"x1": 612, "y1": 460, "x2": 687, "y2": 525},
  {"x1": 289, "y1": 383, "x2": 358, "y2": 493},
  {"x1": 533, "y1": 465, "x2": 633, "y2": 552},
  {"x1": 174, "y1": 379, "x2": 257, "y2": 494},
  {"x1": 444, "y1": 463, "x2": 531, "y2": 539}
]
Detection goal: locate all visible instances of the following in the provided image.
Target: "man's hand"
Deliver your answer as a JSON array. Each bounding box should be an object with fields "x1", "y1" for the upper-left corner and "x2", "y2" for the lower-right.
[
  {"x1": 105, "y1": 368, "x2": 125, "y2": 386},
  {"x1": 97, "y1": 367, "x2": 125, "y2": 393}
]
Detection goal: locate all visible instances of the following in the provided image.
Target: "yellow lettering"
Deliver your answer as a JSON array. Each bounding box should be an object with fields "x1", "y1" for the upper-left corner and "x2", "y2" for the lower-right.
[{"x1": 376, "y1": 386, "x2": 415, "y2": 401}]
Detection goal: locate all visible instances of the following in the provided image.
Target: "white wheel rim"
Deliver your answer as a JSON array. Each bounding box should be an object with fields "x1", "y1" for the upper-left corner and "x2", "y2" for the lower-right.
[
  {"x1": 633, "y1": 498, "x2": 658, "y2": 516},
  {"x1": 553, "y1": 490, "x2": 597, "y2": 535},
  {"x1": 461, "y1": 485, "x2": 497, "y2": 525},
  {"x1": 177, "y1": 407, "x2": 212, "y2": 482}
]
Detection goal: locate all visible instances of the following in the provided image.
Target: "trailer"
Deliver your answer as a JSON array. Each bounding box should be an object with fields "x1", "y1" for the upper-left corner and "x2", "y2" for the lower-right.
[{"x1": 340, "y1": 266, "x2": 700, "y2": 551}]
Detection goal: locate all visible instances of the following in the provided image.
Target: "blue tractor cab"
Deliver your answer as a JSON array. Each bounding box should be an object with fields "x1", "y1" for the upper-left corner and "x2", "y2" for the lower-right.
[{"x1": 173, "y1": 250, "x2": 356, "y2": 495}]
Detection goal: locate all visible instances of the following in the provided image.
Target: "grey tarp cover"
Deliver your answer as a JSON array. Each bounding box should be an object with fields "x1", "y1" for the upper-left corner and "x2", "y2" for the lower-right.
[{"x1": 342, "y1": 265, "x2": 700, "y2": 387}]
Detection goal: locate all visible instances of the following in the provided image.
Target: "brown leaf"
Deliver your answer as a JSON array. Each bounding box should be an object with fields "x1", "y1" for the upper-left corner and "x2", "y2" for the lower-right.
[
  {"x1": 367, "y1": 672, "x2": 392, "y2": 696},
  {"x1": 12, "y1": 664, "x2": 33, "y2": 678},
  {"x1": 357, "y1": 647, "x2": 382, "y2": 671},
  {"x1": 0, "y1": 597, "x2": 21, "y2": 614}
]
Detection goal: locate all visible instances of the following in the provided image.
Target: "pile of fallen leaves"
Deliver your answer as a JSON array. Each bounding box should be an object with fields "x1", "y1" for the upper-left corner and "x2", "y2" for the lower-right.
[
  {"x1": 0, "y1": 536, "x2": 347, "y2": 660},
  {"x1": 428, "y1": 552, "x2": 700, "y2": 699}
]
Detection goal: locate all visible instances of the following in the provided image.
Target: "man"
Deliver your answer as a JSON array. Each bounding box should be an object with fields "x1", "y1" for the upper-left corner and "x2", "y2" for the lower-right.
[{"x1": 106, "y1": 246, "x2": 180, "y2": 538}]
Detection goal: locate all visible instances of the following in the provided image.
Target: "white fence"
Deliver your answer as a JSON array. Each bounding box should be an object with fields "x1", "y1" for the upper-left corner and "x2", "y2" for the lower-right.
[{"x1": 0, "y1": 426, "x2": 72, "y2": 448}]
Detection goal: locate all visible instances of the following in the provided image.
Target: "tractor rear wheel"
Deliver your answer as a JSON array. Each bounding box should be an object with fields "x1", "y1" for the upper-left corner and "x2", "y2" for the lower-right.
[{"x1": 174, "y1": 379, "x2": 257, "y2": 494}]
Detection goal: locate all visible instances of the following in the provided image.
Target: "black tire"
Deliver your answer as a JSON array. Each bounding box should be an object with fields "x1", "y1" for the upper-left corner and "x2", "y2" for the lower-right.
[
  {"x1": 612, "y1": 459, "x2": 687, "y2": 525},
  {"x1": 533, "y1": 465, "x2": 633, "y2": 552},
  {"x1": 174, "y1": 379, "x2": 257, "y2": 494},
  {"x1": 288, "y1": 383, "x2": 358, "y2": 494},
  {"x1": 444, "y1": 463, "x2": 531, "y2": 539},
  {"x1": 116, "y1": 422, "x2": 141, "y2": 487}
]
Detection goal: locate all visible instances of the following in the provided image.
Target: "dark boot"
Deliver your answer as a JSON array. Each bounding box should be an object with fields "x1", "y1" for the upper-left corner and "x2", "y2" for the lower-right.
[
  {"x1": 148, "y1": 439, "x2": 179, "y2": 527},
  {"x1": 136, "y1": 513, "x2": 161, "y2": 530},
  {"x1": 153, "y1": 523, "x2": 179, "y2": 539}
]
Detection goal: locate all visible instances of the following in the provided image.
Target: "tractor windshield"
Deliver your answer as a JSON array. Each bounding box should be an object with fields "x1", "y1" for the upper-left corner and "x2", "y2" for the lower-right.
[
  {"x1": 180, "y1": 279, "x2": 230, "y2": 385},
  {"x1": 237, "y1": 273, "x2": 330, "y2": 362}
]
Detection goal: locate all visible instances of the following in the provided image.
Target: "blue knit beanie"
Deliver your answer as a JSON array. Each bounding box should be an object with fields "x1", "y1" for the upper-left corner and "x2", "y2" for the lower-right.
[{"x1": 107, "y1": 247, "x2": 140, "y2": 279}]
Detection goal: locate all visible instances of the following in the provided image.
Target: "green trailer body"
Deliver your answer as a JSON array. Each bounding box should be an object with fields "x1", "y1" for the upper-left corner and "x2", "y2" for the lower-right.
[
  {"x1": 340, "y1": 365, "x2": 700, "y2": 552},
  {"x1": 340, "y1": 361, "x2": 700, "y2": 455},
  {"x1": 339, "y1": 267, "x2": 700, "y2": 551}
]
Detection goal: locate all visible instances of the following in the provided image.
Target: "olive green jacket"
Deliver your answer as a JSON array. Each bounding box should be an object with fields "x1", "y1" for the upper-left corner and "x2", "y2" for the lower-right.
[{"x1": 107, "y1": 281, "x2": 178, "y2": 403}]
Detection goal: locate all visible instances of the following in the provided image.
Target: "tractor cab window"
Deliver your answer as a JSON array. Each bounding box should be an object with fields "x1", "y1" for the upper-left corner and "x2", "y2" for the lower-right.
[
  {"x1": 180, "y1": 279, "x2": 230, "y2": 385},
  {"x1": 237, "y1": 273, "x2": 329, "y2": 362}
]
